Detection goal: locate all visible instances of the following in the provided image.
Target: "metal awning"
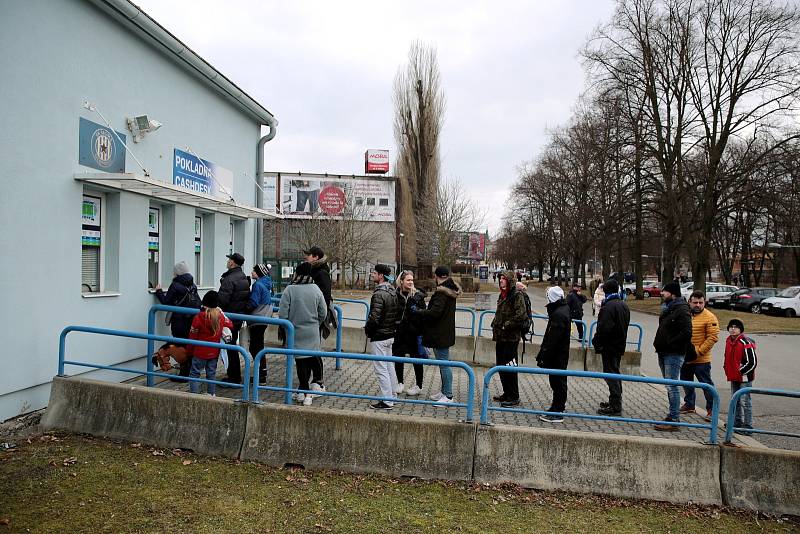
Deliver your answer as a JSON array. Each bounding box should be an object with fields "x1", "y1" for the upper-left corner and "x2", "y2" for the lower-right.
[{"x1": 75, "y1": 172, "x2": 280, "y2": 219}]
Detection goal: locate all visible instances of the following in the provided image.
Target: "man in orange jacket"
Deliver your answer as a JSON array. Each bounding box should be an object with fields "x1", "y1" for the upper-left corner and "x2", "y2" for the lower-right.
[{"x1": 680, "y1": 290, "x2": 720, "y2": 420}]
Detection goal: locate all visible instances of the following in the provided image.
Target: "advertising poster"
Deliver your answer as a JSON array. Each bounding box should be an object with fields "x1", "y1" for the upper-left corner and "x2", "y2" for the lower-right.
[
  {"x1": 277, "y1": 173, "x2": 395, "y2": 221},
  {"x1": 455, "y1": 231, "x2": 486, "y2": 261},
  {"x1": 364, "y1": 149, "x2": 390, "y2": 174},
  {"x1": 81, "y1": 195, "x2": 101, "y2": 246},
  {"x1": 148, "y1": 207, "x2": 159, "y2": 252},
  {"x1": 173, "y1": 148, "x2": 234, "y2": 200}
]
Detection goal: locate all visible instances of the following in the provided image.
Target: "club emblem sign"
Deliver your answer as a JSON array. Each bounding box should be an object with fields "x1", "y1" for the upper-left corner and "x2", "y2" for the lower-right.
[
  {"x1": 79, "y1": 118, "x2": 126, "y2": 173},
  {"x1": 91, "y1": 128, "x2": 115, "y2": 168}
]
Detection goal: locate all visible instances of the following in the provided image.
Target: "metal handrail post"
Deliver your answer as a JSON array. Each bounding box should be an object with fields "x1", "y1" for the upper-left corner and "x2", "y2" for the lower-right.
[
  {"x1": 333, "y1": 298, "x2": 370, "y2": 323},
  {"x1": 455, "y1": 307, "x2": 476, "y2": 337},
  {"x1": 724, "y1": 387, "x2": 800, "y2": 443},
  {"x1": 333, "y1": 304, "x2": 344, "y2": 370},
  {"x1": 629, "y1": 323, "x2": 643, "y2": 352},
  {"x1": 587, "y1": 321, "x2": 597, "y2": 348},
  {"x1": 477, "y1": 310, "x2": 496, "y2": 338}
]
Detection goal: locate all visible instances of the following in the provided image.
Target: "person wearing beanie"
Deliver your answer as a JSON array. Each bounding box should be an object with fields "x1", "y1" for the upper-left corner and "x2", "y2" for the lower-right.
[
  {"x1": 652, "y1": 279, "x2": 693, "y2": 431},
  {"x1": 186, "y1": 290, "x2": 233, "y2": 396},
  {"x1": 592, "y1": 279, "x2": 631, "y2": 416},
  {"x1": 154, "y1": 260, "x2": 200, "y2": 380},
  {"x1": 218, "y1": 252, "x2": 252, "y2": 386},
  {"x1": 536, "y1": 284, "x2": 572, "y2": 422},
  {"x1": 412, "y1": 265, "x2": 462, "y2": 405},
  {"x1": 365, "y1": 264, "x2": 401, "y2": 410},
  {"x1": 679, "y1": 290, "x2": 720, "y2": 421},
  {"x1": 248, "y1": 263, "x2": 275, "y2": 385},
  {"x1": 279, "y1": 261, "x2": 328, "y2": 406},
  {"x1": 723, "y1": 318, "x2": 757, "y2": 434},
  {"x1": 490, "y1": 270, "x2": 528, "y2": 407}
]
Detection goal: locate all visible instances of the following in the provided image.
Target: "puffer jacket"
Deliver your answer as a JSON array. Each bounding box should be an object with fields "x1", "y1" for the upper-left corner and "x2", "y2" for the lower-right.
[
  {"x1": 592, "y1": 294, "x2": 630, "y2": 355},
  {"x1": 536, "y1": 299, "x2": 571, "y2": 369},
  {"x1": 491, "y1": 286, "x2": 528, "y2": 343},
  {"x1": 415, "y1": 277, "x2": 462, "y2": 349},
  {"x1": 218, "y1": 266, "x2": 252, "y2": 316},
  {"x1": 309, "y1": 255, "x2": 332, "y2": 306},
  {"x1": 653, "y1": 297, "x2": 692, "y2": 355},
  {"x1": 688, "y1": 308, "x2": 719, "y2": 364},
  {"x1": 393, "y1": 288, "x2": 427, "y2": 356},
  {"x1": 365, "y1": 282, "x2": 401, "y2": 342}
]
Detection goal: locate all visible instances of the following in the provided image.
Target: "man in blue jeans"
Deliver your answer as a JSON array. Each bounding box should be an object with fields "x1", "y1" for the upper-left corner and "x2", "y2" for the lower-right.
[
  {"x1": 652, "y1": 280, "x2": 693, "y2": 431},
  {"x1": 412, "y1": 266, "x2": 461, "y2": 405}
]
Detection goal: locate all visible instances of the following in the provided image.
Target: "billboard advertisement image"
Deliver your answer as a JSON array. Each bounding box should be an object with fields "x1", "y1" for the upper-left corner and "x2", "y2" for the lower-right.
[
  {"x1": 364, "y1": 149, "x2": 390, "y2": 174},
  {"x1": 275, "y1": 173, "x2": 395, "y2": 221}
]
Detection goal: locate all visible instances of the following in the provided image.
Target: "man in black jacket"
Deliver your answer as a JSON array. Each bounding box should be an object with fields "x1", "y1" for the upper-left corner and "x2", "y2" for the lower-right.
[
  {"x1": 592, "y1": 279, "x2": 630, "y2": 416},
  {"x1": 536, "y1": 285, "x2": 572, "y2": 422},
  {"x1": 413, "y1": 266, "x2": 461, "y2": 405},
  {"x1": 566, "y1": 284, "x2": 587, "y2": 341},
  {"x1": 218, "y1": 252, "x2": 252, "y2": 385},
  {"x1": 652, "y1": 280, "x2": 693, "y2": 431},
  {"x1": 365, "y1": 264, "x2": 401, "y2": 410}
]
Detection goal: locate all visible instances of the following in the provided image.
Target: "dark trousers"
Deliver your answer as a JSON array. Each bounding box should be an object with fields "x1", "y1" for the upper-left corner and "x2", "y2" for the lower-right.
[
  {"x1": 296, "y1": 358, "x2": 313, "y2": 391},
  {"x1": 225, "y1": 320, "x2": 244, "y2": 381},
  {"x1": 601, "y1": 351, "x2": 623, "y2": 411},
  {"x1": 311, "y1": 356, "x2": 324, "y2": 385},
  {"x1": 248, "y1": 325, "x2": 268, "y2": 378},
  {"x1": 575, "y1": 321, "x2": 584, "y2": 341},
  {"x1": 395, "y1": 358, "x2": 425, "y2": 388},
  {"x1": 548, "y1": 375, "x2": 568, "y2": 413},
  {"x1": 680, "y1": 362, "x2": 714, "y2": 411},
  {"x1": 496, "y1": 341, "x2": 520, "y2": 401}
]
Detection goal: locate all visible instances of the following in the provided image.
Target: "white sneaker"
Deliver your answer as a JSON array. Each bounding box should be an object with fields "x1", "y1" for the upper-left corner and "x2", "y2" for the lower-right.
[
  {"x1": 303, "y1": 395, "x2": 313, "y2": 406},
  {"x1": 406, "y1": 385, "x2": 422, "y2": 396},
  {"x1": 310, "y1": 383, "x2": 326, "y2": 393},
  {"x1": 395, "y1": 383, "x2": 405, "y2": 394},
  {"x1": 429, "y1": 391, "x2": 444, "y2": 401},
  {"x1": 434, "y1": 396, "x2": 455, "y2": 407},
  {"x1": 293, "y1": 393, "x2": 305, "y2": 402}
]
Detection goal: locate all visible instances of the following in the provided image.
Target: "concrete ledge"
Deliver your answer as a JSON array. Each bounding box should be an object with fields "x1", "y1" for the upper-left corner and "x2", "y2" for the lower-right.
[
  {"x1": 473, "y1": 337, "x2": 495, "y2": 366},
  {"x1": 567, "y1": 346, "x2": 586, "y2": 371},
  {"x1": 585, "y1": 349, "x2": 642, "y2": 375},
  {"x1": 450, "y1": 335, "x2": 476, "y2": 364},
  {"x1": 473, "y1": 424, "x2": 722, "y2": 505},
  {"x1": 241, "y1": 402, "x2": 476, "y2": 480},
  {"x1": 720, "y1": 445, "x2": 800, "y2": 515},
  {"x1": 41, "y1": 376, "x2": 247, "y2": 458}
]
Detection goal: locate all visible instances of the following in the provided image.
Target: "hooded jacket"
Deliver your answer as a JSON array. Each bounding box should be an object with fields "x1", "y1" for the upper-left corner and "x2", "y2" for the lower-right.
[
  {"x1": 155, "y1": 272, "x2": 197, "y2": 339},
  {"x1": 393, "y1": 287, "x2": 427, "y2": 355},
  {"x1": 309, "y1": 255, "x2": 332, "y2": 306},
  {"x1": 723, "y1": 333, "x2": 757, "y2": 382},
  {"x1": 491, "y1": 272, "x2": 528, "y2": 343},
  {"x1": 537, "y1": 299, "x2": 571, "y2": 369},
  {"x1": 218, "y1": 266, "x2": 252, "y2": 316},
  {"x1": 415, "y1": 277, "x2": 462, "y2": 349},
  {"x1": 653, "y1": 297, "x2": 692, "y2": 355},
  {"x1": 592, "y1": 294, "x2": 630, "y2": 355},
  {"x1": 365, "y1": 281, "x2": 401, "y2": 342}
]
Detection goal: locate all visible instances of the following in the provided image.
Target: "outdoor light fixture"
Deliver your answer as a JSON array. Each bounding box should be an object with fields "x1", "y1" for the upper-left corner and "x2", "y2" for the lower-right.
[{"x1": 127, "y1": 114, "x2": 162, "y2": 142}]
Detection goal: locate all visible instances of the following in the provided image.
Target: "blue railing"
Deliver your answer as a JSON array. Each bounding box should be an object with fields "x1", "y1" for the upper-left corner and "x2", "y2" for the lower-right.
[
  {"x1": 252, "y1": 347, "x2": 476, "y2": 421},
  {"x1": 724, "y1": 387, "x2": 800, "y2": 443},
  {"x1": 58, "y1": 325, "x2": 253, "y2": 401},
  {"x1": 147, "y1": 304, "x2": 295, "y2": 387},
  {"x1": 333, "y1": 298, "x2": 370, "y2": 324},
  {"x1": 480, "y1": 366, "x2": 721, "y2": 443},
  {"x1": 587, "y1": 321, "x2": 644, "y2": 352},
  {"x1": 455, "y1": 307, "x2": 477, "y2": 336},
  {"x1": 477, "y1": 310, "x2": 588, "y2": 347}
]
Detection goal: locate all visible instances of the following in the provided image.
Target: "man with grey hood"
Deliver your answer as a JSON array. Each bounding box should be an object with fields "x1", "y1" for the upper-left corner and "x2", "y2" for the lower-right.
[{"x1": 536, "y1": 285, "x2": 572, "y2": 423}]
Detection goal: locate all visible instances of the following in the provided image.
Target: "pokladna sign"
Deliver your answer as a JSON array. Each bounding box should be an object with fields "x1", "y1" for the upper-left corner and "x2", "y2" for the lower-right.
[{"x1": 173, "y1": 148, "x2": 234, "y2": 200}]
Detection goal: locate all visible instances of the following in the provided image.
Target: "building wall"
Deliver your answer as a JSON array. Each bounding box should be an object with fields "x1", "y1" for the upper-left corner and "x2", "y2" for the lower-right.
[{"x1": 0, "y1": 0, "x2": 263, "y2": 420}]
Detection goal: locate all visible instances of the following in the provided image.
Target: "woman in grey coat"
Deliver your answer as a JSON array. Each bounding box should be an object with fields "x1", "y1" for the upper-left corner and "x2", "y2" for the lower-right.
[{"x1": 279, "y1": 261, "x2": 328, "y2": 406}]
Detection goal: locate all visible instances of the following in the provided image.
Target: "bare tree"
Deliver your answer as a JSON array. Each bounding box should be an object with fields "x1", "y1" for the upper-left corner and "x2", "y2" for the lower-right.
[{"x1": 393, "y1": 41, "x2": 446, "y2": 267}]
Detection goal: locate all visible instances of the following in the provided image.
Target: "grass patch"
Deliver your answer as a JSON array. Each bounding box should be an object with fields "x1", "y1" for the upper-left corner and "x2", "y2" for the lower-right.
[
  {"x1": 626, "y1": 298, "x2": 800, "y2": 334},
  {"x1": 1, "y1": 433, "x2": 796, "y2": 533}
]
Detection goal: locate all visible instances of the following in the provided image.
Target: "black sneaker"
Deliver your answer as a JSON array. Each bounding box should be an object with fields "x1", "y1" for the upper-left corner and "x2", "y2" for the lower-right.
[
  {"x1": 500, "y1": 399, "x2": 520, "y2": 408},
  {"x1": 597, "y1": 406, "x2": 622, "y2": 416},
  {"x1": 370, "y1": 401, "x2": 393, "y2": 411},
  {"x1": 493, "y1": 394, "x2": 508, "y2": 402},
  {"x1": 258, "y1": 375, "x2": 267, "y2": 385},
  {"x1": 539, "y1": 413, "x2": 564, "y2": 423},
  {"x1": 599, "y1": 401, "x2": 611, "y2": 409}
]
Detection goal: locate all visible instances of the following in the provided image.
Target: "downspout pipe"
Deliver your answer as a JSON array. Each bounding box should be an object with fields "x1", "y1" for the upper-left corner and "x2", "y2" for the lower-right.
[{"x1": 256, "y1": 119, "x2": 278, "y2": 262}]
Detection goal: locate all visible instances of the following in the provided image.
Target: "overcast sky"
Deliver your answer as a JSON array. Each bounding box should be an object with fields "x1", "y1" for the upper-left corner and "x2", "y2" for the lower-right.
[{"x1": 135, "y1": 0, "x2": 618, "y2": 234}]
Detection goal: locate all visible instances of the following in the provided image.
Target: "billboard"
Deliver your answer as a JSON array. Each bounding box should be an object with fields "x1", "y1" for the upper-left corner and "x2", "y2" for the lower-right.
[
  {"x1": 173, "y1": 148, "x2": 234, "y2": 200},
  {"x1": 276, "y1": 173, "x2": 395, "y2": 221},
  {"x1": 456, "y1": 232, "x2": 486, "y2": 261},
  {"x1": 364, "y1": 149, "x2": 389, "y2": 174}
]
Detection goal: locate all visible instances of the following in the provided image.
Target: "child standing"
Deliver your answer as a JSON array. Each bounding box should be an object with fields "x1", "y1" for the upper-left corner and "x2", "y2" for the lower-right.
[
  {"x1": 187, "y1": 290, "x2": 233, "y2": 395},
  {"x1": 723, "y1": 318, "x2": 758, "y2": 435}
]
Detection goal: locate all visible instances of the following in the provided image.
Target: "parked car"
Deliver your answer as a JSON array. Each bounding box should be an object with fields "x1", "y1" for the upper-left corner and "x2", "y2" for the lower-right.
[
  {"x1": 707, "y1": 292, "x2": 734, "y2": 309},
  {"x1": 728, "y1": 287, "x2": 781, "y2": 314},
  {"x1": 759, "y1": 286, "x2": 800, "y2": 317},
  {"x1": 622, "y1": 280, "x2": 659, "y2": 296},
  {"x1": 642, "y1": 282, "x2": 662, "y2": 299},
  {"x1": 680, "y1": 282, "x2": 739, "y2": 300}
]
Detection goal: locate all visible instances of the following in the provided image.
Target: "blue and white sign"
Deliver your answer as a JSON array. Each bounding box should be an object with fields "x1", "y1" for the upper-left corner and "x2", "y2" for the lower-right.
[
  {"x1": 173, "y1": 148, "x2": 234, "y2": 200},
  {"x1": 79, "y1": 118, "x2": 126, "y2": 173}
]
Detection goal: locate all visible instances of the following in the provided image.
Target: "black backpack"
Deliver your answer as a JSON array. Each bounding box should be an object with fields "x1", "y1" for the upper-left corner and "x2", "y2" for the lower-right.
[
  {"x1": 178, "y1": 286, "x2": 202, "y2": 309},
  {"x1": 521, "y1": 291, "x2": 533, "y2": 340}
]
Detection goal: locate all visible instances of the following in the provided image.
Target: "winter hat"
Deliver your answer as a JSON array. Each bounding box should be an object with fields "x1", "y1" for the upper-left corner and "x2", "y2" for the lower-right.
[
  {"x1": 727, "y1": 318, "x2": 745, "y2": 332},
  {"x1": 374, "y1": 264, "x2": 392, "y2": 277},
  {"x1": 173, "y1": 260, "x2": 191, "y2": 276},
  {"x1": 253, "y1": 263, "x2": 269, "y2": 278},
  {"x1": 434, "y1": 265, "x2": 450, "y2": 278},
  {"x1": 202, "y1": 290, "x2": 219, "y2": 308},
  {"x1": 602, "y1": 279, "x2": 619, "y2": 295},
  {"x1": 295, "y1": 261, "x2": 313, "y2": 276},
  {"x1": 662, "y1": 281, "x2": 682, "y2": 297},
  {"x1": 546, "y1": 286, "x2": 564, "y2": 303}
]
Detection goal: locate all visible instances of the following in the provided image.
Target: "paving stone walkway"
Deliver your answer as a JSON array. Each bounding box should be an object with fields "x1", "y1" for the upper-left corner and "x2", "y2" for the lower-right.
[{"x1": 143, "y1": 353, "x2": 752, "y2": 447}]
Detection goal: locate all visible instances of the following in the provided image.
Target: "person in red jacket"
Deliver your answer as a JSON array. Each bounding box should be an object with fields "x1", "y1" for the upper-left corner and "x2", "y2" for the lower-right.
[
  {"x1": 187, "y1": 290, "x2": 233, "y2": 396},
  {"x1": 723, "y1": 318, "x2": 758, "y2": 435}
]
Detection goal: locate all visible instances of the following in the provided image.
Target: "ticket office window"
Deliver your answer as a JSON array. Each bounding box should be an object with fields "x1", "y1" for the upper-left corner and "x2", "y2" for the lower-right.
[
  {"x1": 148, "y1": 206, "x2": 160, "y2": 288},
  {"x1": 81, "y1": 194, "x2": 104, "y2": 292},
  {"x1": 194, "y1": 215, "x2": 203, "y2": 285}
]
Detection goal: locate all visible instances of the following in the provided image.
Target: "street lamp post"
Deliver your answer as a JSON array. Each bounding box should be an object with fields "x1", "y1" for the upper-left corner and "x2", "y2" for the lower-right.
[{"x1": 398, "y1": 232, "x2": 405, "y2": 272}]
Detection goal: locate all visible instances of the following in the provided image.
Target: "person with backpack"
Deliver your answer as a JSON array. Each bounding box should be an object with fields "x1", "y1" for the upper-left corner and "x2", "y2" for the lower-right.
[
  {"x1": 154, "y1": 260, "x2": 201, "y2": 380},
  {"x1": 724, "y1": 318, "x2": 758, "y2": 435},
  {"x1": 186, "y1": 290, "x2": 233, "y2": 396},
  {"x1": 566, "y1": 284, "x2": 587, "y2": 342},
  {"x1": 248, "y1": 263, "x2": 273, "y2": 385},
  {"x1": 491, "y1": 271, "x2": 529, "y2": 407}
]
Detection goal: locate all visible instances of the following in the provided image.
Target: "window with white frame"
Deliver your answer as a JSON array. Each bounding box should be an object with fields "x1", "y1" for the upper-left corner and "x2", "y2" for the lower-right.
[
  {"x1": 81, "y1": 194, "x2": 103, "y2": 292},
  {"x1": 194, "y1": 215, "x2": 202, "y2": 284},
  {"x1": 148, "y1": 207, "x2": 160, "y2": 288}
]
